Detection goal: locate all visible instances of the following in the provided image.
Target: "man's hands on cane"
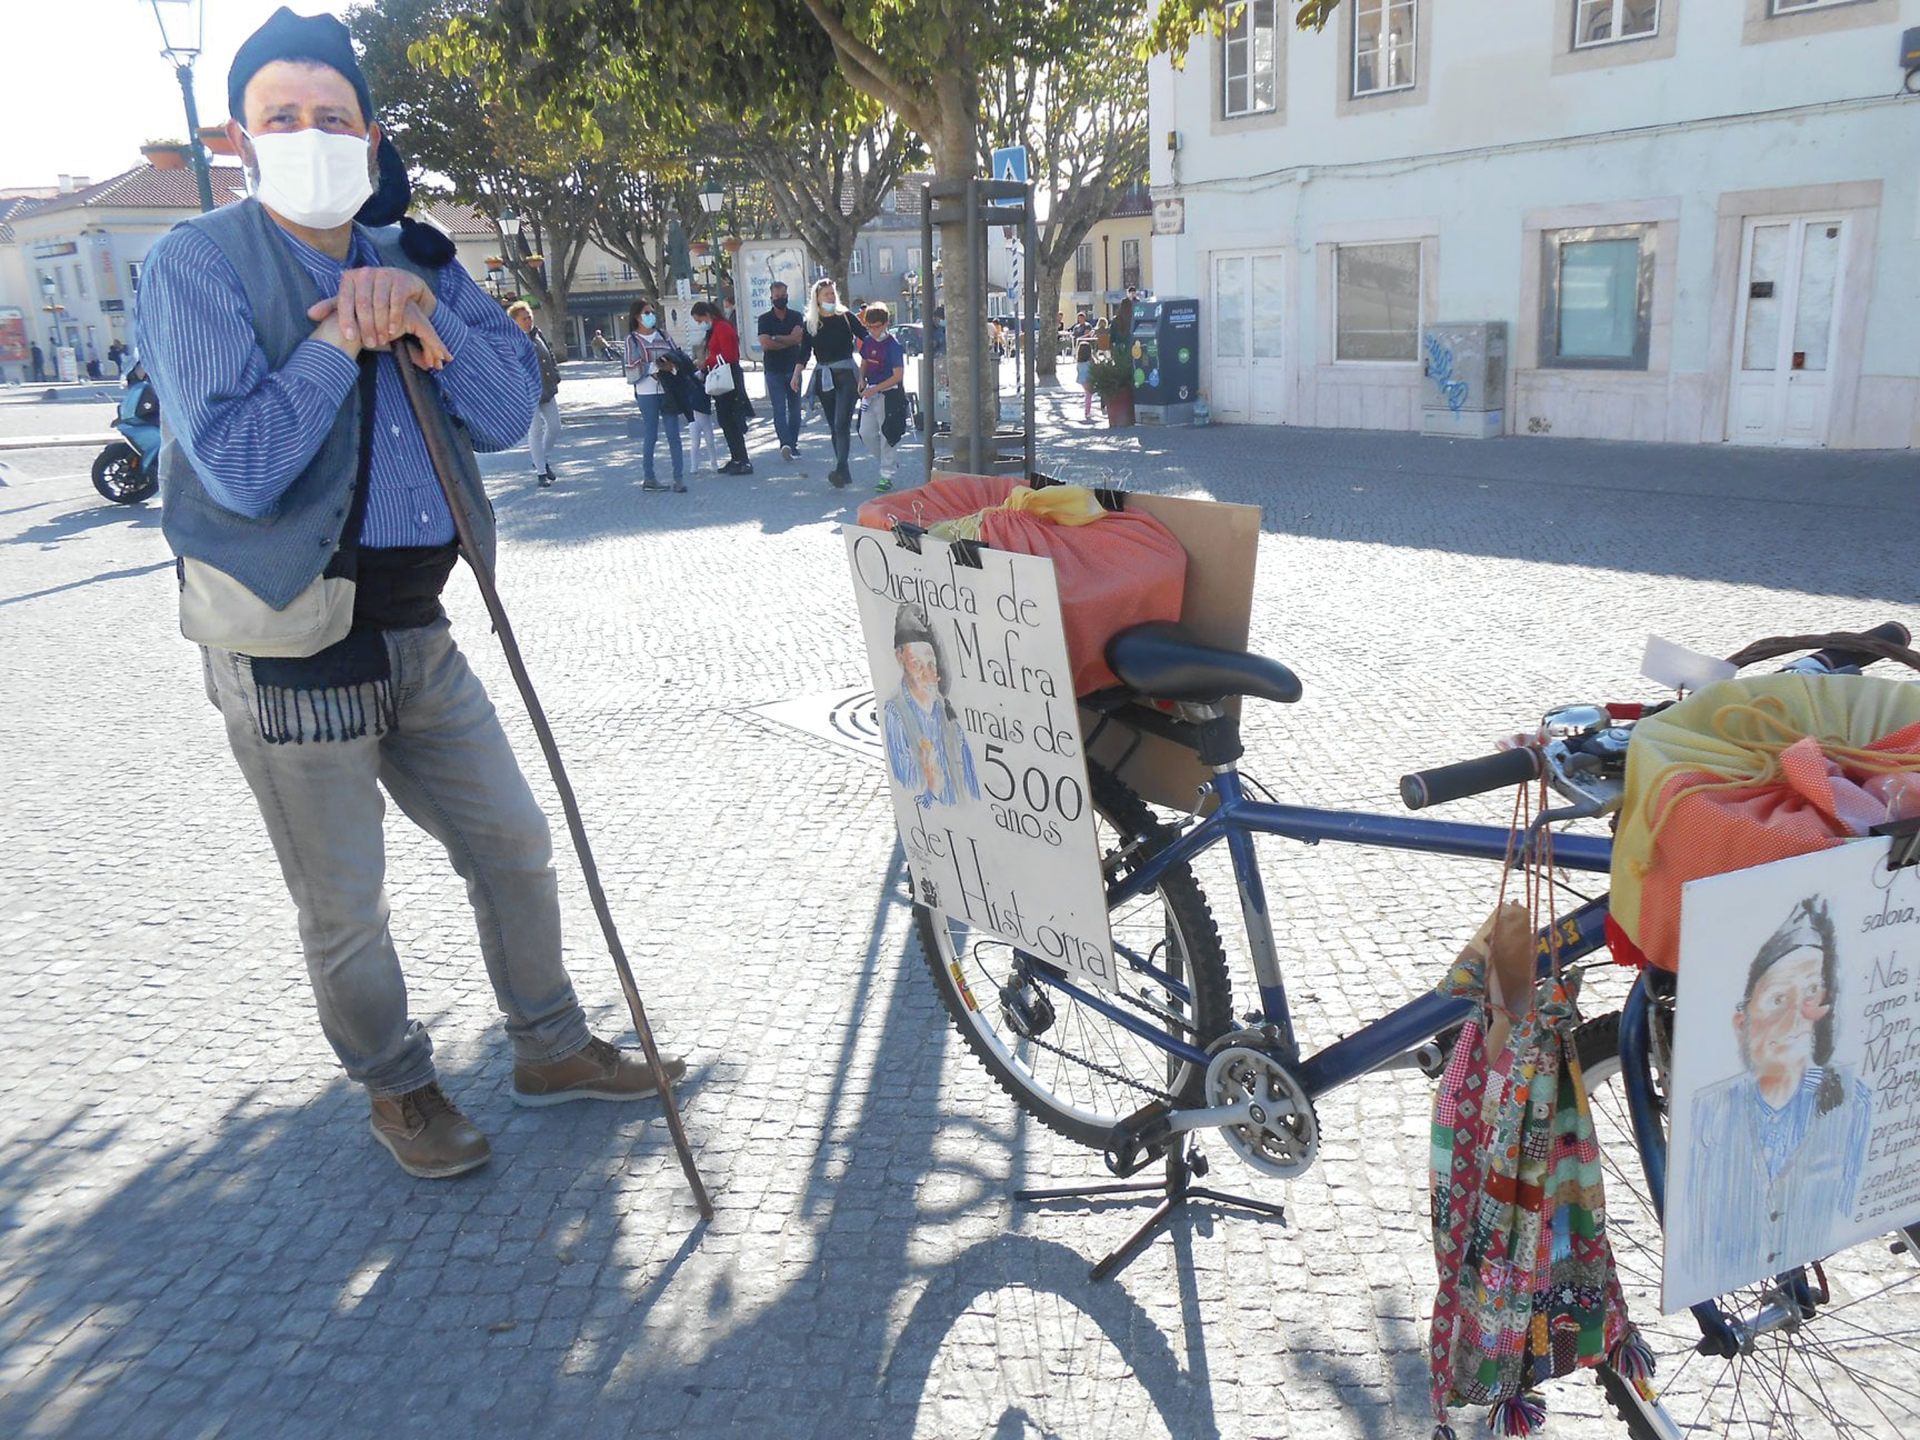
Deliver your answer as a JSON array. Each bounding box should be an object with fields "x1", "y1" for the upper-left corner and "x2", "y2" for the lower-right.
[{"x1": 310, "y1": 267, "x2": 451, "y2": 369}]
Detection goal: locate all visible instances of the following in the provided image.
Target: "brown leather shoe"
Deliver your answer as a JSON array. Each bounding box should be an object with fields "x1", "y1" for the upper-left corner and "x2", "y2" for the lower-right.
[
  {"x1": 368, "y1": 1082, "x2": 491, "y2": 1178},
  {"x1": 512, "y1": 1036, "x2": 687, "y2": 1107}
]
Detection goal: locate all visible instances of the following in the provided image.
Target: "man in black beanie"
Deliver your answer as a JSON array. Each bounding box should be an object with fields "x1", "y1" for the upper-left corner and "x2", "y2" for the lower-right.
[{"x1": 135, "y1": 7, "x2": 683, "y2": 1180}]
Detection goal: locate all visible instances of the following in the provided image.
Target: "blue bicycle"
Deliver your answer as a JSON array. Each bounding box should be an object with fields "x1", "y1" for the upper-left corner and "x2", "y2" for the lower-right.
[{"x1": 917, "y1": 620, "x2": 1920, "y2": 1440}]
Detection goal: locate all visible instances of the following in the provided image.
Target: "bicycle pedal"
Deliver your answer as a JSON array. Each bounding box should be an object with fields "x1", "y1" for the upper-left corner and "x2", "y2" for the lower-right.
[{"x1": 1103, "y1": 1100, "x2": 1175, "y2": 1177}]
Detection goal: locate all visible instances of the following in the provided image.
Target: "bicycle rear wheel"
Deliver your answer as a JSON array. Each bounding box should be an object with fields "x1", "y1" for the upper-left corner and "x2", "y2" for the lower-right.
[
  {"x1": 917, "y1": 766, "x2": 1232, "y2": 1149},
  {"x1": 1577, "y1": 1005, "x2": 1920, "y2": 1440}
]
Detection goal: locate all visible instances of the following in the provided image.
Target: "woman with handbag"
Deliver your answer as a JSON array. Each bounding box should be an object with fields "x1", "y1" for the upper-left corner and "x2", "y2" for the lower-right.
[
  {"x1": 796, "y1": 278, "x2": 862, "y2": 489},
  {"x1": 691, "y1": 300, "x2": 751, "y2": 476},
  {"x1": 622, "y1": 298, "x2": 685, "y2": 492}
]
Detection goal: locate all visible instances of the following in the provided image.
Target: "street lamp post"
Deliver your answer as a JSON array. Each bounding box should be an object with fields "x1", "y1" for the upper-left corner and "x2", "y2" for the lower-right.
[
  {"x1": 697, "y1": 179, "x2": 724, "y2": 305},
  {"x1": 40, "y1": 275, "x2": 68, "y2": 379},
  {"x1": 146, "y1": 0, "x2": 216, "y2": 214}
]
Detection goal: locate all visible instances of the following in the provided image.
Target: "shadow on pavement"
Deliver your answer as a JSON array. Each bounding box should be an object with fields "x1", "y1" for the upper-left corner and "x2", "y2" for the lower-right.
[{"x1": 0, "y1": 845, "x2": 1239, "y2": 1440}]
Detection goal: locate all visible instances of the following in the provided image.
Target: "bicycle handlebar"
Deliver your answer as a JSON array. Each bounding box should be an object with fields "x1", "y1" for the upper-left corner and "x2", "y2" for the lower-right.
[{"x1": 1400, "y1": 746, "x2": 1545, "y2": 811}]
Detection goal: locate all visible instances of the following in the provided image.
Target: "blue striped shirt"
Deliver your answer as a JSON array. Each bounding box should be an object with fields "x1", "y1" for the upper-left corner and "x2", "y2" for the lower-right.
[{"x1": 136, "y1": 220, "x2": 539, "y2": 548}]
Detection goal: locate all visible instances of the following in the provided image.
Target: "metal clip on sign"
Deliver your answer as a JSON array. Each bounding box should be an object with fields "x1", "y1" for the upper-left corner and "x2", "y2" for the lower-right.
[
  {"x1": 1872, "y1": 816, "x2": 1920, "y2": 872},
  {"x1": 390, "y1": 339, "x2": 712, "y2": 1222}
]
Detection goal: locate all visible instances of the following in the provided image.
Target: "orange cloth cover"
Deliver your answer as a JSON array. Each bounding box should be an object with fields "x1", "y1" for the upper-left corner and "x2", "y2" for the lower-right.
[
  {"x1": 857, "y1": 473, "x2": 1187, "y2": 696},
  {"x1": 1609, "y1": 674, "x2": 1920, "y2": 971}
]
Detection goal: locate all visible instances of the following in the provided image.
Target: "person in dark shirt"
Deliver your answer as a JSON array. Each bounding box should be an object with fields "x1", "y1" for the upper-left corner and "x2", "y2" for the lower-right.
[
  {"x1": 756, "y1": 281, "x2": 808, "y2": 459},
  {"x1": 796, "y1": 278, "x2": 861, "y2": 488}
]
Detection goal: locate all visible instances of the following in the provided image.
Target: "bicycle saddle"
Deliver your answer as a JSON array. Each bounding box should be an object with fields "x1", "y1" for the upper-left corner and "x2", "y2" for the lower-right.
[{"x1": 1105, "y1": 622, "x2": 1302, "y2": 705}]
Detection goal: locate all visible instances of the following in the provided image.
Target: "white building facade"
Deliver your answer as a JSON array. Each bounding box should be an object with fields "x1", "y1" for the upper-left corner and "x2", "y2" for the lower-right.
[{"x1": 1149, "y1": 0, "x2": 1920, "y2": 448}]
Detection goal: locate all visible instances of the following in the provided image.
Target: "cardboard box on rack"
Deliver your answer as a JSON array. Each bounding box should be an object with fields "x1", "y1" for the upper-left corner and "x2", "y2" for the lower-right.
[{"x1": 1078, "y1": 490, "x2": 1262, "y2": 814}]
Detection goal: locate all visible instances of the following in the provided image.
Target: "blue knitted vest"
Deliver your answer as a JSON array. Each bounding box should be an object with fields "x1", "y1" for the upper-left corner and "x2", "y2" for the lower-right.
[{"x1": 156, "y1": 199, "x2": 494, "y2": 609}]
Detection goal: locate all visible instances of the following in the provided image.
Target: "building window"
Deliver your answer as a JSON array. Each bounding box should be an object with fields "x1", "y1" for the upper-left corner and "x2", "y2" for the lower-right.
[
  {"x1": 1352, "y1": 0, "x2": 1416, "y2": 97},
  {"x1": 1334, "y1": 241, "x2": 1421, "y2": 361},
  {"x1": 597, "y1": 265, "x2": 611, "y2": 285},
  {"x1": 1120, "y1": 240, "x2": 1142, "y2": 290},
  {"x1": 1770, "y1": 0, "x2": 1855, "y2": 11},
  {"x1": 849, "y1": 249, "x2": 864, "y2": 276},
  {"x1": 126, "y1": 262, "x2": 142, "y2": 292},
  {"x1": 907, "y1": 246, "x2": 922, "y2": 272},
  {"x1": 878, "y1": 247, "x2": 895, "y2": 274},
  {"x1": 1540, "y1": 225, "x2": 1654, "y2": 370},
  {"x1": 1574, "y1": 0, "x2": 1659, "y2": 45},
  {"x1": 1074, "y1": 242, "x2": 1094, "y2": 292},
  {"x1": 1222, "y1": 0, "x2": 1279, "y2": 118}
]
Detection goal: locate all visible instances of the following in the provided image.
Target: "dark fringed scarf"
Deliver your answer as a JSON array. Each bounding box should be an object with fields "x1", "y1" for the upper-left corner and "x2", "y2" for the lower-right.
[{"x1": 250, "y1": 627, "x2": 396, "y2": 745}]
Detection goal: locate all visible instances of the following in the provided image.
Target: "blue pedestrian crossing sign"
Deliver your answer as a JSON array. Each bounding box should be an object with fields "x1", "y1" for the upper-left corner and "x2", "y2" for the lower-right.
[{"x1": 989, "y1": 146, "x2": 1028, "y2": 208}]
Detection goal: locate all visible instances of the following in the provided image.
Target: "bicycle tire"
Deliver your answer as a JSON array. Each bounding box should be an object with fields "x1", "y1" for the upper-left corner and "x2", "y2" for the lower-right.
[
  {"x1": 917, "y1": 765, "x2": 1233, "y2": 1149},
  {"x1": 1577, "y1": 1008, "x2": 1920, "y2": 1440}
]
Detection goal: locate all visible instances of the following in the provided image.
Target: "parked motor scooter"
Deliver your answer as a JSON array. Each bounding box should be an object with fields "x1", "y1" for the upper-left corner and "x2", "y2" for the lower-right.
[{"x1": 93, "y1": 364, "x2": 161, "y2": 504}]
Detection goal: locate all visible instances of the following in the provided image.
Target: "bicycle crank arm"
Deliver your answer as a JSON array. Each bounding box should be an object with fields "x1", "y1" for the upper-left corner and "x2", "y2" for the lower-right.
[
  {"x1": 1166, "y1": 1098, "x2": 1259, "y2": 1135},
  {"x1": 1101, "y1": 1097, "x2": 1257, "y2": 1176}
]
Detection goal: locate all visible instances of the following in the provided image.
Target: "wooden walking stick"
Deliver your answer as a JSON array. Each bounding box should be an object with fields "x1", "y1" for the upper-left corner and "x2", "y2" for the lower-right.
[{"x1": 392, "y1": 338, "x2": 712, "y2": 1222}]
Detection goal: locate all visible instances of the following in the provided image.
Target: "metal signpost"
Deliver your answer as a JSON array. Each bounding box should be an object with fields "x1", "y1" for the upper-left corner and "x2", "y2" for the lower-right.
[{"x1": 919, "y1": 176, "x2": 1037, "y2": 481}]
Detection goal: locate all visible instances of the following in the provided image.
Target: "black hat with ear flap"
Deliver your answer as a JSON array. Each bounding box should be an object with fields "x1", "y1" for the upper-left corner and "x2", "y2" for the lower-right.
[
  {"x1": 227, "y1": 7, "x2": 373, "y2": 124},
  {"x1": 354, "y1": 135, "x2": 456, "y2": 268}
]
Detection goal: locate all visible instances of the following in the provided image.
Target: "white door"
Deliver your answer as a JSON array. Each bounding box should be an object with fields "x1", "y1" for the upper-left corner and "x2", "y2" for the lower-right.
[
  {"x1": 1726, "y1": 216, "x2": 1847, "y2": 446},
  {"x1": 1209, "y1": 250, "x2": 1288, "y2": 424}
]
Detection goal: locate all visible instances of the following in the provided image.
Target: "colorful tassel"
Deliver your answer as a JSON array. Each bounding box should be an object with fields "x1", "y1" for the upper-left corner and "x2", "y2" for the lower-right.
[
  {"x1": 1487, "y1": 1391, "x2": 1548, "y2": 1437},
  {"x1": 1608, "y1": 1328, "x2": 1658, "y2": 1397}
]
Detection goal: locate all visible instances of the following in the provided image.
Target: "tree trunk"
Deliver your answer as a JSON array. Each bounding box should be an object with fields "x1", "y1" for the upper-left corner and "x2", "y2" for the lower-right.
[
  {"x1": 930, "y1": 111, "x2": 996, "y2": 464},
  {"x1": 1034, "y1": 267, "x2": 1064, "y2": 381}
]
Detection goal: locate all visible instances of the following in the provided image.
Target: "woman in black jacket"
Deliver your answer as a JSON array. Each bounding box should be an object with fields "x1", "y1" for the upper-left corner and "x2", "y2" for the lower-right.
[{"x1": 797, "y1": 278, "x2": 862, "y2": 488}]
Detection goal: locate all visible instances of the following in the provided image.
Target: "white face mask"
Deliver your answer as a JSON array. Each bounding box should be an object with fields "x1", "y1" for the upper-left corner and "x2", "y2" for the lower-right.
[
  {"x1": 820, "y1": 301, "x2": 837, "y2": 315},
  {"x1": 244, "y1": 128, "x2": 374, "y2": 229},
  {"x1": 693, "y1": 320, "x2": 711, "y2": 337}
]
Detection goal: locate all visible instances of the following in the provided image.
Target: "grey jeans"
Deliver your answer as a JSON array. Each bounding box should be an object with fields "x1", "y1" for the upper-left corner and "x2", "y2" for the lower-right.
[{"x1": 201, "y1": 617, "x2": 591, "y2": 1096}]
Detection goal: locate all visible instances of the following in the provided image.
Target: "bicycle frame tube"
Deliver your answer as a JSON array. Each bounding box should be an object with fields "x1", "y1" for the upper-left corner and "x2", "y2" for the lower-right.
[{"x1": 1022, "y1": 773, "x2": 1620, "y2": 1101}]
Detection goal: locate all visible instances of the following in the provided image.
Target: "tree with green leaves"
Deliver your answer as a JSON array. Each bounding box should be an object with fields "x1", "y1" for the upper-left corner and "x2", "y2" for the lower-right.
[
  {"x1": 980, "y1": 36, "x2": 1150, "y2": 382},
  {"x1": 351, "y1": 0, "x2": 607, "y2": 349},
  {"x1": 427, "y1": 0, "x2": 1152, "y2": 445}
]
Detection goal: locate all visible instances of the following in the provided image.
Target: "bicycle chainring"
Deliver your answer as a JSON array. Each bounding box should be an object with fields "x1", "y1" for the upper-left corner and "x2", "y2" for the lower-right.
[{"x1": 1204, "y1": 1040, "x2": 1319, "y2": 1179}]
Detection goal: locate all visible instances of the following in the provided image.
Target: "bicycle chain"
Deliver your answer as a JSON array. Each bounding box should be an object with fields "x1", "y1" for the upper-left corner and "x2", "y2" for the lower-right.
[{"x1": 1006, "y1": 982, "x2": 1200, "y2": 1104}]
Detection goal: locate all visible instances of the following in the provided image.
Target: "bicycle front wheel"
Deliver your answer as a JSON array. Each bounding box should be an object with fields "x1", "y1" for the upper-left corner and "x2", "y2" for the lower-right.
[
  {"x1": 1578, "y1": 1007, "x2": 1920, "y2": 1440},
  {"x1": 917, "y1": 766, "x2": 1233, "y2": 1150}
]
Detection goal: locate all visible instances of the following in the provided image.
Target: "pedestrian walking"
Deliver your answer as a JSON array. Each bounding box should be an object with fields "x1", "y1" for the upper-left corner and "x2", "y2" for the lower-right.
[
  {"x1": 133, "y1": 7, "x2": 683, "y2": 1181},
  {"x1": 624, "y1": 297, "x2": 686, "y2": 492},
  {"x1": 107, "y1": 338, "x2": 127, "y2": 376},
  {"x1": 684, "y1": 306, "x2": 719, "y2": 474},
  {"x1": 757, "y1": 281, "x2": 808, "y2": 459},
  {"x1": 692, "y1": 300, "x2": 751, "y2": 475},
  {"x1": 1076, "y1": 337, "x2": 1095, "y2": 422},
  {"x1": 856, "y1": 302, "x2": 906, "y2": 492},
  {"x1": 508, "y1": 301, "x2": 561, "y2": 488},
  {"x1": 799, "y1": 278, "x2": 861, "y2": 489},
  {"x1": 589, "y1": 328, "x2": 614, "y2": 361},
  {"x1": 30, "y1": 342, "x2": 44, "y2": 382}
]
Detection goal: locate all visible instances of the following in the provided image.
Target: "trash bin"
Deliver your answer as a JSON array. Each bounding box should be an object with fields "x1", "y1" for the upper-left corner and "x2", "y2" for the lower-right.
[{"x1": 1131, "y1": 298, "x2": 1200, "y2": 426}]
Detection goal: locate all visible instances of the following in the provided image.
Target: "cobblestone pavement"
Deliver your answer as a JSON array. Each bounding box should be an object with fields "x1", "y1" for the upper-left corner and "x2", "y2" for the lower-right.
[{"x1": 3, "y1": 365, "x2": 1916, "y2": 1440}]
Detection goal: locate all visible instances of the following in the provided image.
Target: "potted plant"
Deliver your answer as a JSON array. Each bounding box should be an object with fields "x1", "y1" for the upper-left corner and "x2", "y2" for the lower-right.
[
  {"x1": 1087, "y1": 354, "x2": 1136, "y2": 427},
  {"x1": 141, "y1": 141, "x2": 191, "y2": 171},
  {"x1": 721, "y1": 235, "x2": 744, "y2": 254}
]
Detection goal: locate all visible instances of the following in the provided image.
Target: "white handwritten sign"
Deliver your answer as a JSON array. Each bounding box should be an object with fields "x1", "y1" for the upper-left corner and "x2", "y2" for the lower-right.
[
  {"x1": 843, "y1": 525, "x2": 1116, "y2": 992},
  {"x1": 1662, "y1": 839, "x2": 1920, "y2": 1311}
]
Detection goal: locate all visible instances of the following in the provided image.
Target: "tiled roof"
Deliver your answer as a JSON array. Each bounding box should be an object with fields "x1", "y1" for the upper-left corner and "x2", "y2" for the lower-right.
[
  {"x1": 21, "y1": 164, "x2": 249, "y2": 218},
  {"x1": 416, "y1": 200, "x2": 494, "y2": 238}
]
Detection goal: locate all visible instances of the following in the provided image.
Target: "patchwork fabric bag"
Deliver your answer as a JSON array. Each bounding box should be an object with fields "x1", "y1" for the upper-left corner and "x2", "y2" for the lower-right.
[{"x1": 1428, "y1": 821, "x2": 1653, "y2": 1436}]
